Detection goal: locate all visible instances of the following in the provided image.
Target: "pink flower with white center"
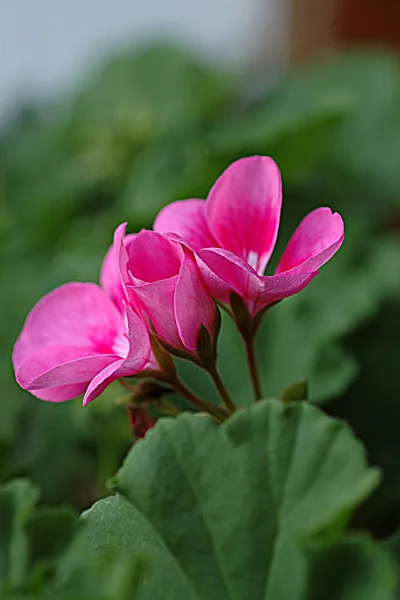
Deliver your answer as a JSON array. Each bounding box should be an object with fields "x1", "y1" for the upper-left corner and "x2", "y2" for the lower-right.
[
  {"x1": 111, "y1": 223, "x2": 217, "y2": 360},
  {"x1": 12, "y1": 282, "x2": 155, "y2": 405},
  {"x1": 154, "y1": 156, "x2": 344, "y2": 322}
]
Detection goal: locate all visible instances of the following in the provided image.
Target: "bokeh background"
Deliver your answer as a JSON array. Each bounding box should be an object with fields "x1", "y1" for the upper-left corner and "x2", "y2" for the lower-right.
[{"x1": 1, "y1": 0, "x2": 400, "y2": 536}]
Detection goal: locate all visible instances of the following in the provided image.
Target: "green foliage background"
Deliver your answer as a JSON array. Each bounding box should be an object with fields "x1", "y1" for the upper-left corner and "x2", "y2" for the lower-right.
[{"x1": 1, "y1": 41, "x2": 400, "y2": 597}]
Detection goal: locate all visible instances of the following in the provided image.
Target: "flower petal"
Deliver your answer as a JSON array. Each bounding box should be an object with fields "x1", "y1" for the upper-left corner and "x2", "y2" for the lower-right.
[
  {"x1": 83, "y1": 304, "x2": 159, "y2": 406},
  {"x1": 100, "y1": 226, "x2": 136, "y2": 312},
  {"x1": 206, "y1": 156, "x2": 282, "y2": 274},
  {"x1": 174, "y1": 253, "x2": 216, "y2": 351},
  {"x1": 257, "y1": 271, "x2": 316, "y2": 309},
  {"x1": 129, "y1": 277, "x2": 183, "y2": 350},
  {"x1": 153, "y1": 199, "x2": 216, "y2": 250},
  {"x1": 30, "y1": 383, "x2": 90, "y2": 403},
  {"x1": 197, "y1": 248, "x2": 261, "y2": 315},
  {"x1": 119, "y1": 303, "x2": 156, "y2": 373},
  {"x1": 13, "y1": 282, "x2": 126, "y2": 359},
  {"x1": 12, "y1": 282, "x2": 128, "y2": 402},
  {"x1": 15, "y1": 344, "x2": 120, "y2": 403},
  {"x1": 20, "y1": 351, "x2": 120, "y2": 390},
  {"x1": 276, "y1": 208, "x2": 344, "y2": 274},
  {"x1": 127, "y1": 230, "x2": 184, "y2": 283},
  {"x1": 82, "y1": 360, "x2": 124, "y2": 406}
]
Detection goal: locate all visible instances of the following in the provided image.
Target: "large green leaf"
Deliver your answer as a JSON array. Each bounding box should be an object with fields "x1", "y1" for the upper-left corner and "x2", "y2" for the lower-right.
[{"x1": 82, "y1": 399, "x2": 386, "y2": 599}]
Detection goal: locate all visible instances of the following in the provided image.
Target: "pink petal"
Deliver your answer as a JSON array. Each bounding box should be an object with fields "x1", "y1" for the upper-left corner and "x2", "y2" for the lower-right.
[
  {"x1": 119, "y1": 303, "x2": 156, "y2": 374},
  {"x1": 198, "y1": 248, "x2": 319, "y2": 316},
  {"x1": 82, "y1": 360, "x2": 124, "y2": 406},
  {"x1": 100, "y1": 226, "x2": 136, "y2": 313},
  {"x1": 257, "y1": 271, "x2": 316, "y2": 310},
  {"x1": 31, "y1": 383, "x2": 90, "y2": 403},
  {"x1": 12, "y1": 282, "x2": 128, "y2": 402},
  {"x1": 206, "y1": 156, "x2": 282, "y2": 274},
  {"x1": 197, "y1": 248, "x2": 261, "y2": 315},
  {"x1": 129, "y1": 277, "x2": 183, "y2": 350},
  {"x1": 14, "y1": 282, "x2": 126, "y2": 359},
  {"x1": 82, "y1": 306, "x2": 158, "y2": 406},
  {"x1": 174, "y1": 253, "x2": 216, "y2": 351},
  {"x1": 153, "y1": 199, "x2": 216, "y2": 250},
  {"x1": 83, "y1": 303, "x2": 159, "y2": 405},
  {"x1": 127, "y1": 230, "x2": 184, "y2": 283},
  {"x1": 276, "y1": 208, "x2": 344, "y2": 274},
  {"x1": 17, "y1": 348, "x2": 119, "y2": 390}
]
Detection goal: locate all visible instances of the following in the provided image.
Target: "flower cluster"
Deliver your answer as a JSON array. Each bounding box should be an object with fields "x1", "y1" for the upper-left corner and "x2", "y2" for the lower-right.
[{"x1": 13, "y1": 156, "x2": 344, "y2": 415}]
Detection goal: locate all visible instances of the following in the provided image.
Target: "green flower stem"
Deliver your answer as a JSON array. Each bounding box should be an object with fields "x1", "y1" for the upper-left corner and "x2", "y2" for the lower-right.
[
  {"x1": 244, "y1": 336, "x2": 263, "y2": 401},
  {"x1": 170, "y1": 375, "x2": 227, "y2": 423},
  {"x1": 120, "y1": 376, "x2": 224, "y2": 422},
  {"x1": 208, "y1": 367, "x2": 237, "y2": 414}
]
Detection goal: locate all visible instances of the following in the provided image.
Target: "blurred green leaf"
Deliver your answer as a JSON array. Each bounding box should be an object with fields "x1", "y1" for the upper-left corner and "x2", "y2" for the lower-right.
[
  {"x1": 306, "y1": 536, "x2": 397, "y2": 600},
  {"x1": 0, "y1": 478, "x2": 147, "y2": 599},
  {"x1": 0, "y1": 480, "x2": 38, "y2": 587},
  {"x1": 328, "y1": 300, "x2": 400, "y2": 535}
]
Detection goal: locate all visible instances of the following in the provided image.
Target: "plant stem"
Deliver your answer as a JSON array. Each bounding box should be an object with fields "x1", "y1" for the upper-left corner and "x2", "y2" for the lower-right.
[
  {"x1": 208, "y1": 368, "x2": 236, "y2": 414},
  {"x1": 120, "y1": 375, "x2": 225, "y2": 422},
  {"x1": 170, "y1": 375, "x2": 226, "y2": 423},
  {"x1": 244, "y1": 336, "x2": 263, "y2": 401}
]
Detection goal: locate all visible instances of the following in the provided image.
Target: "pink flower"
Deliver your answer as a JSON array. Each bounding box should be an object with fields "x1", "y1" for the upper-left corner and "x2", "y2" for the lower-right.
[
  {"x1": 154, "y1": 156, "x2": 344, "y2": 321},
  {"x1": 112, "y1": 224, "x2": 217, "y2": 359},
  {"x1": 12, "y1": 282, "x2": 155, "y2": 405},
  {"x1": 100, "y1": 232, "x2": 136, "y2": 313}
]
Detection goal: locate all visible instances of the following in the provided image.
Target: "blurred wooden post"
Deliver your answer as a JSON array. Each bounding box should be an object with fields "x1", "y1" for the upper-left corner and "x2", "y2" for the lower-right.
[{"x1": 290, "y1": 0, "x2": 400, "y2": 63}]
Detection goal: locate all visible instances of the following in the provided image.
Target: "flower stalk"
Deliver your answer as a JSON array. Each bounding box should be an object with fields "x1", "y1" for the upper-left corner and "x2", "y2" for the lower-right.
[{"x1": 244, "y1": 336, "x2": 263, "y2": 401}]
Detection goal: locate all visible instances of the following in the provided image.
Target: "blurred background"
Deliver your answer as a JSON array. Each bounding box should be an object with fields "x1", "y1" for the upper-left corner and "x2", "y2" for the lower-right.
[{"x1": 1, "y1": 0, "x2": 400, "y2": 537}]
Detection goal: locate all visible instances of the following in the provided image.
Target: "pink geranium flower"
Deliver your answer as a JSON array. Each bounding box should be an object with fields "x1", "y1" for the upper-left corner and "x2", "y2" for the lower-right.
[
  {"x1": 111, "y1": 224, "x2": 217, "y2": 359},
  {"x1": 12, "y1": 283, "x2": 155, "y2": 405},
  {"x1": 154, "y1": 156, "x2": 344, "y2": 322},
  {"x1": 100, "y1": 232, "x2": 137, "y2": 313}
]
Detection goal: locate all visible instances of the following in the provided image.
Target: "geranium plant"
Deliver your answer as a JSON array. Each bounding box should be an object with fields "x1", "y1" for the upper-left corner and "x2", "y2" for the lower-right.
[
  {"x1": 6, "y1": 156, "x2": 400, "y2": 599},
  {"x1": 13, "y1": 156, "x2": 343, "y2": 417}
]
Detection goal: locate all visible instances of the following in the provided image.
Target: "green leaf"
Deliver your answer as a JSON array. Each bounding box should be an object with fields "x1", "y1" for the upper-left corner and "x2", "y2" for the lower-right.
[
  {"x1": 0, "y1": 480, "x2": 38, "y2": 587},
  {"x1": 0, "y1": 478, "x2": 147, "y2": 599},
  {"x1": 211, "y1": 78, "x2": 353, "y2": 178},
  {"x1": 25, "y1": 506, "x2": 79, "y2": 569},
  {"x1": 83, "y1": 400, "x2": 381, "y2": 599},
  {"x1": 268, "y1": 50, "x2": 400, "y2": 203},
  {"x1": 328, "y1": 300, "x2": 400, "y2": 533},
  {"x1": 0, "y1": 479, "x2": 80, "y2": 595},
  {"x1": 306, "y1": 536, "x2": 397, "y2": 600}
]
